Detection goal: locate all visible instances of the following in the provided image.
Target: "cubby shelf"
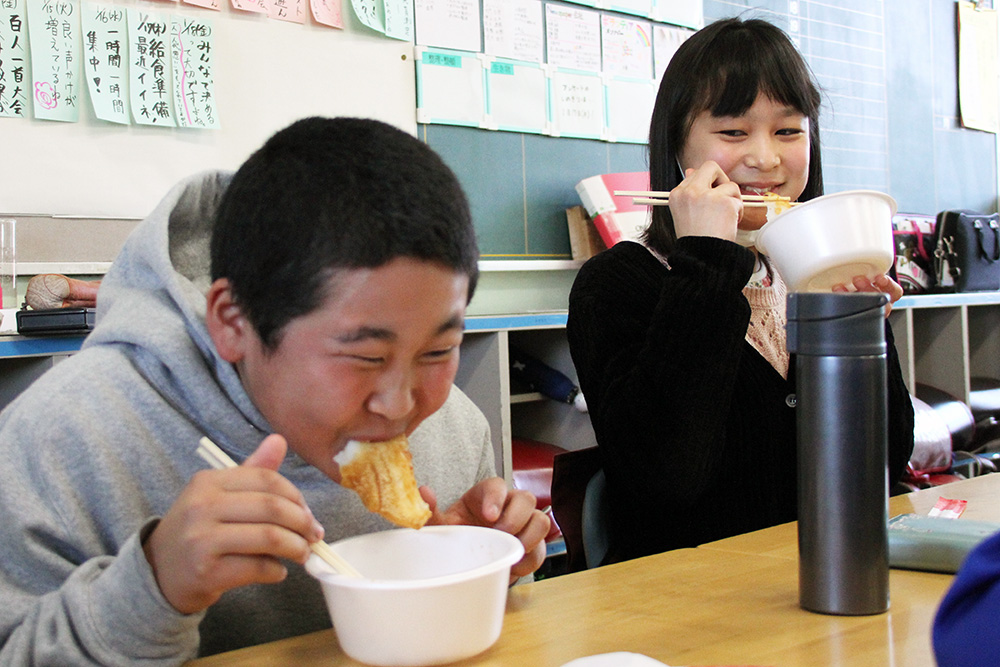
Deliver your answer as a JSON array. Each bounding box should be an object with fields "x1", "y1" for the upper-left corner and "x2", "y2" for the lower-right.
[
  {"x1": 3, "y1": 293, "x2": 997, "y2": 483},
  {"x1": 459, "y1": 292, "x2": 1000, "y2": 480},
  {"x1": 890, "y1": 292, "x2": 1000, "y2": 406},
  {"x1": 457, "y1": 313, "x2": 596, "y2": 482}
]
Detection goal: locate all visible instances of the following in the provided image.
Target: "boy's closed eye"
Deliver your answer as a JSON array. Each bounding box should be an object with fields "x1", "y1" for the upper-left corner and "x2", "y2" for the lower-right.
[
  {"x1": 350, "y1": 355, "x2": 385, "y2": 364},
  {"x1": 421, "y1": 346, "x2": 459, "y2": 363},
  {"x1": 340, "y1": 344, "x2": 458, "y2": 365}
]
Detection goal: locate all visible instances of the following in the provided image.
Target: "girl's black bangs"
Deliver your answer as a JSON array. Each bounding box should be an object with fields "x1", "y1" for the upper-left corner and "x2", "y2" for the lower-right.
[{"x1": 700, "y1": 32, "x2": 820, "y2": 120}]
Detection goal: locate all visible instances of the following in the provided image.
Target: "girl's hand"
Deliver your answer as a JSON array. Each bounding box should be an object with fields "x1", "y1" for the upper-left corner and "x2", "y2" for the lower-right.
[
  {"x1": 142, "y1": 435, "x2": 324, "y2": 615},
  {"x1": 668, "y1": 162, "x2": 743, "y2": 241},
  {"x1": 832, "y1": 274, "x2": 904, "y2": 317}
]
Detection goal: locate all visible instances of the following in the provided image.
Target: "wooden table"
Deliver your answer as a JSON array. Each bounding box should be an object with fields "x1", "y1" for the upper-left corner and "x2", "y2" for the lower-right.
[
  {"x1": 190, "y1": 475, "x2": 1000, "y2": 667},
  {"x1": 699, "y1": 473, "x2": 1000, "y2": 561}
]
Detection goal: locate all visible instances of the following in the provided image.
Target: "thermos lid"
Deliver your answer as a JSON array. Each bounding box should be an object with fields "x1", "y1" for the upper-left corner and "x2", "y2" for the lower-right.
[{"x1": 786, "y1": 292, "x2": 888, "y2": 356}]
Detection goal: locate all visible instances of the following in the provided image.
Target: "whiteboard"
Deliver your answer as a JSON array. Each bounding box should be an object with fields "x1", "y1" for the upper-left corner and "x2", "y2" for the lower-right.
[{"x1": 1, "y1": 4, "x2": 416, "y2": 218}]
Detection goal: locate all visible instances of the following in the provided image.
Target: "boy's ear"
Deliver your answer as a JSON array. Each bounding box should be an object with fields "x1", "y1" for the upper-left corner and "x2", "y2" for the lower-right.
[{"x1": 205, "y1": 278, "x2": 251, "y2": 363}]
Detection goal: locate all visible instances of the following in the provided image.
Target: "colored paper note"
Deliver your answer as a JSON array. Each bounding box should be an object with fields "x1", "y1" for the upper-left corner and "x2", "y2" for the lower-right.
[
  {"x1": 27, "y1": 0, "x2": 82, "y2": 122},
  {"x1": 82, "y1": 4, "x2": 131, "y2": 124},
  {"x1": 351, "y1": 0, "x2": 384, "y2": 32},
  {"x1": 384, "y1": 0, "x2": 413, "y2": 41},
  {"x1": 127, "y1": 8, "x2": 176, "y2": 126},
  {"x1": 485, "y1": 58, "x2": 546, "y2": 133},
  {"x1": 183, "y1": 0, "x2": 223, "y2": 10},
  {"x1": 0, "y1": 0, "x2": 28, "y2": 118},
  {"x1": 311, "y1": 0, "x2": 343, "y2": 28},
  {"x1": 171, "y1": 14, "x2": 219, "y2": 128},
  {"x1": 415, "y1": 47, "x2": 484, "y2": 126},
  {"x1": 653, "y1": 23, "x2": 690, "y2": 80},
  {"x1": 606, "y1": 77, "x2": 656, "y2": 142},
  {"x1": 545, "y1": 4, "x2": 600, "y2": 73},
  {"x1": 268, "y1": 0, "x2": 306, "y2": 24},
  {"x1": 231, "y1": 0, "x2": 269, "y2": 14},
  {"x1": 414, "y1": 0, "x2": 480, "y2": 52},
  {"x1": 483, "y1": 0, "x2": 543, "y2": 63},
  {"x1": 550, "y1": 69, "x2": 603, "y2": 138},
  {"x1": 601, "y1": 15, "x2": 653, "y2": 79}
]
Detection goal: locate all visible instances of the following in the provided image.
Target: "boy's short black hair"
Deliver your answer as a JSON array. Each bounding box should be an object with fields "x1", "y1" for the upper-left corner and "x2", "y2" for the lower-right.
[
  {"x1": 644, "y1": 17, "x2": 824, "y2": 255},
  {"x1": 211, "y1": 116, "x2": 479, "y2": 349}
]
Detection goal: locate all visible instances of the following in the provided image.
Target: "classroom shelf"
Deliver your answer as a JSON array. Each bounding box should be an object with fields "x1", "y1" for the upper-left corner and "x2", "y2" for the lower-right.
[
  {"x1": 0, "y1": 333, "x2": 86, "y2": 410},
  {"x1": 3, "y1": 293, "x2": 997, "y2": 482},
  {"x1": 889, "y1": 292, "x2": 1000, "y2": 405},
  {"x1": 0, "y1": 333, "x2": 88, "y2": 358},
  {"x1": 478, "y1": 260, "x2": 584, "y2": 272},
  {"x1": 510, "y1": 392, "x2": 546, "y2": 404},
  {"x1": 456, "y1": 312, "x2": 596, "y2": 482},
  {"x1": 459, "y1": 292, "x2": 1000, "y2": 480}
]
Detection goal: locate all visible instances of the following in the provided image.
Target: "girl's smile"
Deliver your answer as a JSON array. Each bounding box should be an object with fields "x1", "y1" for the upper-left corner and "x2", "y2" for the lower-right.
[{"x1": 678, "y1": 95, "x2": 811, "y2": 230}]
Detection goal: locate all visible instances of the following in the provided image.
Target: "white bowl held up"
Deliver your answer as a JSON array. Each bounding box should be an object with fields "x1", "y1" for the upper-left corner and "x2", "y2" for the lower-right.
[
  {"x1": 305, "y1": 525, "x2": 524, "y2": 667},
  {"x1": 755, "y1": 190, "x2": 897, "y2": 293}
]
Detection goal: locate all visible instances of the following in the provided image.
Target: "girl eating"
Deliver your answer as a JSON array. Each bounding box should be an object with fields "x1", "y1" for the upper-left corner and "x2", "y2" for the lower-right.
[{"x1": 566, "y1": 17, "x2": 915, "y2": 565}]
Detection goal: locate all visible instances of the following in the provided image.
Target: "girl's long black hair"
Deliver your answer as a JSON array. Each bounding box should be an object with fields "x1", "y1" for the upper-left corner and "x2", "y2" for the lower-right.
[{"x1": 643, "y1": 17, "x2": 824, "y2": 255}]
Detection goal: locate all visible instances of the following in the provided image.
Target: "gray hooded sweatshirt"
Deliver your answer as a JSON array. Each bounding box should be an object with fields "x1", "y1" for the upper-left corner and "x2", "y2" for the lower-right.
[{"x1": 0, "y1": 172, "x2": 495, "y2": 665}]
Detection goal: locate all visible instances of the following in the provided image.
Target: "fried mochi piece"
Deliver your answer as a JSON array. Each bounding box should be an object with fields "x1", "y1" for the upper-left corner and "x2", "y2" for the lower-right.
[
  {"x1": 334, "y1": 435, "x2": 432, "y2": 529},
  {"x1": 763, "y1": 191, "x2": 793, "y2": 221}
]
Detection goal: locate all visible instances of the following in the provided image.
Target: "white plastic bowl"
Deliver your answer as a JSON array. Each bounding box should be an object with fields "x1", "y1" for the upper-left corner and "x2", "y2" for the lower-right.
[
  {"x1": 755, "y1": 190, "x2": 897, "y2": 292},
  {"x1": 305, "y1": 525, "x2": 524, "y2": 666}
]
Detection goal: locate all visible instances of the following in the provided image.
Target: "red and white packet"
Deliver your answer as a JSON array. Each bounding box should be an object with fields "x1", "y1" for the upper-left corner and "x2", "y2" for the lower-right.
[{"x1": 928, "y1": 497, "x2": 968, "y2": 519}]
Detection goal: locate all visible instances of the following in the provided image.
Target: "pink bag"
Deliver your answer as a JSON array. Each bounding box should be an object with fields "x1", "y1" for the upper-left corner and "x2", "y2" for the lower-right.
[{"x1": 893, "y1": 214, "x2": 936, "y2": 294}]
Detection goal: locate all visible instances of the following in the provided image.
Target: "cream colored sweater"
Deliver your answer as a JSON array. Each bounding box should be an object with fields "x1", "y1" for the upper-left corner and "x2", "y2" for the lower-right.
[{"x1": 743, "y1": 261, "x2": 789, "y2": 379}]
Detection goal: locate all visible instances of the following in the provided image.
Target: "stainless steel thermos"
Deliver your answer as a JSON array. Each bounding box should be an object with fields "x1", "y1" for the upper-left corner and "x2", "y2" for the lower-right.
[{"x1": 786, "y1": 292, "x2": 890, "y2": 615}]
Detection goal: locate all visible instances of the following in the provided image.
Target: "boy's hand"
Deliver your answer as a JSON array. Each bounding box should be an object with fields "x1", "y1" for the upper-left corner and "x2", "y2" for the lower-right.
[
  {"x1": 142, "y1": 435, "x2": 324, "y2": 615},
  {"x1": 422, "y1": 479, "x2": 550, "y2": 583}
]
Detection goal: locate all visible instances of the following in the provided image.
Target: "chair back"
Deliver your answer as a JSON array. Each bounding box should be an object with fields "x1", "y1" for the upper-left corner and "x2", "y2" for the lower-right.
[
  {"x1": 582, "y1": 469, "x2": 609, "y2": 568},
  {"x1": 552, "y1": 447, "x2": 607, "y2": 572}
]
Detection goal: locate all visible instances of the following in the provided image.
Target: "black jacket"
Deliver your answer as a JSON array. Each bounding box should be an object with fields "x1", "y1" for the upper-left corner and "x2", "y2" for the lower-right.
[{"x1": 567, "y1": 238, "x2": 915, "y2": 563}]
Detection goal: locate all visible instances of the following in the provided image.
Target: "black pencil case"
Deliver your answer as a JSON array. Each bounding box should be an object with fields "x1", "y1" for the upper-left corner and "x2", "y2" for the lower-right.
[{"x1": 16, "y1": 307, "x2": 96, "y2": 335}]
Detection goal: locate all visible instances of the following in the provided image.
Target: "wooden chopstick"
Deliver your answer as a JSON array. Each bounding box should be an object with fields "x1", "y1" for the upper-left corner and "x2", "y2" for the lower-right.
[
  {"x1": 630, "y1": 196, "x2": 793, "y2": 208},
  {"x1": 196, "y1": 436, "x2": 363, "y2": 578},
  {"x1": 613, "y1": 189, "x2": 672, "y2": 198},
  {"x1": 614, "y1": 189, "x2": 796, "y2": 204}
]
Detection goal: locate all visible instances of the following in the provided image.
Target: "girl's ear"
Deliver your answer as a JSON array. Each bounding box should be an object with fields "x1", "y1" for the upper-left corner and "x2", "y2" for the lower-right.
[{"x1": 205, "y1": 278, "x2": 251, "y2": 363}]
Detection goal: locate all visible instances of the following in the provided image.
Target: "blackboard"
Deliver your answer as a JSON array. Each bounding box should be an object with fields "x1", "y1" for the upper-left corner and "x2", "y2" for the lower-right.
[
  {"x1": 425, "y1": 0, "x2": 999, "y2": 260},
  {"x1": 2, "y1": 5, "x2": 415, "y2": 218}
]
